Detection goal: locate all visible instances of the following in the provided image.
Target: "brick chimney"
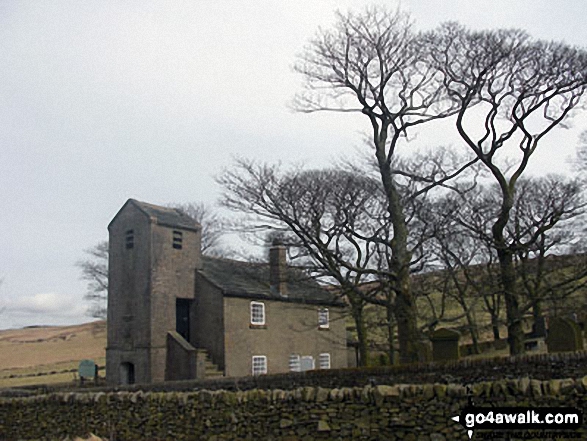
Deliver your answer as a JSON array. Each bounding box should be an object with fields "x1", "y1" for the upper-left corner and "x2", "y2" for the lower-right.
[{"x1": 269, "y1": 238, "x2": 287, "y2": 296}]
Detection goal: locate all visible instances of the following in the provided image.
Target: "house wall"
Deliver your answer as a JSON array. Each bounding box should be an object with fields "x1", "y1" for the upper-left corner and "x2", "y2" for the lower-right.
[
  {"x1": 192, "y1": 275, "x2": 225, "y2": 371},
  {"x1": 223, "y1": 297, "x2": 347, "y2": 377},
  {"x1": 106, "y1": 204, "x2": 153, "y2": 384}
]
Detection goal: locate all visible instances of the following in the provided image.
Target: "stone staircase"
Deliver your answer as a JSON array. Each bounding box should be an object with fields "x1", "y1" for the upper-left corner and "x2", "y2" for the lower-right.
[
  {"x1": 203, "y1": 352, "x2": 223, "y2": 378},
  {"x1": 167, "y1": 331, "x2": 224, "y2": 380},
  {"x1": 196, "y1": 348, "x2": 224, "y2": 378}
]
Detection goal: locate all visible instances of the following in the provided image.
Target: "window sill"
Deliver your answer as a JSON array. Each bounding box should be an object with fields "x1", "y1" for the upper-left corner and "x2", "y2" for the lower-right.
[{"x1": 250, "y1": 324, "x2": 267, "y2": 329}]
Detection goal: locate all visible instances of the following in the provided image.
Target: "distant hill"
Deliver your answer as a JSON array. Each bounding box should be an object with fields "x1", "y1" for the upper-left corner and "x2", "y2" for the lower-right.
[{"x1": 0, "y1": 321, "x2": 106, "y2": 388}]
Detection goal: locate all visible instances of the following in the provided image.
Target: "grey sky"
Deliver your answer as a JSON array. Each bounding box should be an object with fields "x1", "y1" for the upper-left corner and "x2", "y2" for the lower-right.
[{"x1": 1, "y1": 0, "x2": 586, "y2": 329}]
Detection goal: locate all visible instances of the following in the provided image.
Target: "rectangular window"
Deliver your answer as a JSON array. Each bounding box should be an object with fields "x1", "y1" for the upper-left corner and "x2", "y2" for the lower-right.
[
  {"x1": 300, "y1": 355, "x2": 315, "y2": 372},
  {"x1": 289, "y1": 354, "x2": 301, "y2": 372},
  {"x1": 252, "y1": 355, "x2": 267, "y2": 376},
  {"x1": 318, "y1": 308, "x2": 329, "y2": 329},
  {"x1": 250, "y1": 301, "x2": 265, "y2": 325},
  {"x1": 125, "y1": 229, "x2": 134, "y2": 249},
  {"x1": 319, "y1": 353, "x2": 331, "y2": 369},
  {"x1": 172, "y1": 230, "x2": 183, "y2": 250}
]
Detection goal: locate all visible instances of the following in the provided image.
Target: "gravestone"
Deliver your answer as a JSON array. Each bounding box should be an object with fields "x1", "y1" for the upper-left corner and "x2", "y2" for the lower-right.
[
  {"x1": 546, "y1": 318, "x2": 584, "y2": 353},
  {"x1": 430, "y1": 328, "x2": 460, "y2": 362},
  {"x1": 78, "y1": 359, "x2": 97, "y2": 385}
]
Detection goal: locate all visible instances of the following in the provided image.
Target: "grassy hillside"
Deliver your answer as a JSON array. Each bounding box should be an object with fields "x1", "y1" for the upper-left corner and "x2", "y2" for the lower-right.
[{"x1": 0, "y1": 321, "x2": 106, "y2": 388}]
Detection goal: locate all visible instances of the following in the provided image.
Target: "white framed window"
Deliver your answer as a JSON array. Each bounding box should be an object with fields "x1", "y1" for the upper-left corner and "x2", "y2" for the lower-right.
[
  {"x1": 250, "y1": 301, "x2": 265, "y2": 325},
  {"x1": 289, "y1": 354, "x2": 301, "y2": 372},
  {"x1": 300, "y1": 355, "x2": 315, "y2": 372},
  {"x1": 252, "y1": 355, "x2": 267, "y2": 376},
  {"x1": 318, "y1": 308, "x2": 329, "y2": 329},
  {"x1": 319, "y1": 353, "x2": 331, "y2": 369}
]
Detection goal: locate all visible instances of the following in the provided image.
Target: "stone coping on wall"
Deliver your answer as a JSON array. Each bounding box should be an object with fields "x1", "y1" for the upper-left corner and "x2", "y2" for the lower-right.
[{"x1": 3, "y1": 375, "x2": 587, "y2": 405}]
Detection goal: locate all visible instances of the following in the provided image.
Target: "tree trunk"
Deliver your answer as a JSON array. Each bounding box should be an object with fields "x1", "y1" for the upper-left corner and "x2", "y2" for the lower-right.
[
  {"x1": 389, "y1": 206, "x2": 420, "y2": 363},
  {"x1": 483, "y1": 293, "x2": 501, "y2": 340},
  {"x1": 491, "y1": 315, "x2": 501, "y2": 341},
  {"x1": 393, "y1": 277, "x2": 420, "y2": 363},
  {"x1": 350, "y1": 297, "x2": 369, "y2": 367},
  {"x1": 464, "y1": 305, "x2": 480, "y2": 355},
  {"x1": 379, "y1": 165, "x2": 419, "y2": 360},
  {"x1": 531, "y1": 300, "x2": 545, "y2": 338},
  {"x1": 373, "y1": 125, "x2": 420, "y2": 364},
  {"x1": 491, "y1": 178, "x2": 524, "y2": 356},
  {"x1": 498, "y1": 249, "x2": 525, "y2": 355},
  {"x1": 386, "y1": 302, "x2": 396, "y2": 365},
  {"x1": 532, "y1": 301, "x2": 543, "y2": 327}
]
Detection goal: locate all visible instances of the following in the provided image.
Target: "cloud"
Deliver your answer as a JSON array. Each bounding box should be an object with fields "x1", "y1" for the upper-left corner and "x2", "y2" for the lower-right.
[
  {"x1": 1, "y1": 292, "x2": 88, "y2": 329},
  {"x1": 7, "y1": 292, "x2": 82, "y2": 314}
]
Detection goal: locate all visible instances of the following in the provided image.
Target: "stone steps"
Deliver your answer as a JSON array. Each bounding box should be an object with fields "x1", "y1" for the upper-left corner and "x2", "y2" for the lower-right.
[{"x1": 203, "y1": 353, "x2": 223, "y2": 378}]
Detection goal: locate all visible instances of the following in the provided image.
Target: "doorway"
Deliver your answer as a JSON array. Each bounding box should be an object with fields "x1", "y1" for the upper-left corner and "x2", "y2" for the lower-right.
[
  {"x1": 119, "y1": 362, "x2": 135, "y2": 385},
  {"x1": 176, "y1": 298, "x2": 191, "y2": 342}
]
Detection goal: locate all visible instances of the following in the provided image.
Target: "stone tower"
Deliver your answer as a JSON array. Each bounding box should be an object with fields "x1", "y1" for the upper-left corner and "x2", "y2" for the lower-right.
[{"x1": 106, "y1": 199, "x2": 201, "y2": 384}]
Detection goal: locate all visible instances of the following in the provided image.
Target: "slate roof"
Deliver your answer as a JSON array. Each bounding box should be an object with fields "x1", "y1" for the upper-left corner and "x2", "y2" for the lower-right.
[
  {"x1": 110, "y1": 199, "x2": 201, "y2": 232},
  {"x1": 198, "y1": 256, "x2": 345, "y2": 307}
]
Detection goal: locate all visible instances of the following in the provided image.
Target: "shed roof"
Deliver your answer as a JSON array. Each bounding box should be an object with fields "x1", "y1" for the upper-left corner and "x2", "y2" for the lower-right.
[{"x1": 198, "y1": 256, "x2": 344, "y2": 307}]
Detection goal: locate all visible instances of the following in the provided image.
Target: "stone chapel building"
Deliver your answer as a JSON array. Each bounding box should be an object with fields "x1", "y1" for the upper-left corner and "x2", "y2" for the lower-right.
[{"x1": 106, "y1": 199, "x2": 347, "y2": 385}]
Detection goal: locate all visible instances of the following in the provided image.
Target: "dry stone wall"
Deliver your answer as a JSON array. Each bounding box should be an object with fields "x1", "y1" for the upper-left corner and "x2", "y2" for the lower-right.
[{"x1": 1, "y1": 376, "x2": 587, "y2": 440}]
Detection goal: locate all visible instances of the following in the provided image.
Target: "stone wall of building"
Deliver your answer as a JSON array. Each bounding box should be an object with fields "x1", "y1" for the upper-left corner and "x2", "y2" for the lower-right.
[
  {"x1": 148, "y1": 222, "x2": 201, "y2": 383},
  {"x1": 1, "y1": 376, "x2": 586, "y2": 440},
  {"x1": 107, "y1": 203, "x2": 153, "y2": 385},
  {"x1": 192, "y1": 275, "x2": 226, "y2": 371},
  {"x1": 222, "y1": 297, "x2": 348, "y2": 377},
  {"x1": 107, "y1": 201, "x2": 202, "y2": 385}
]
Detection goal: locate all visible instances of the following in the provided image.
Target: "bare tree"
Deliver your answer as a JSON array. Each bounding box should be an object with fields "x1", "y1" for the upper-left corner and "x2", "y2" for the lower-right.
[
  {"x1": 438, "y1": 174, "x2": 587, "y2": 353},
  {"x1": 293, "y1": 8, "x2": 476, "y2": 363},
  {"x1": 219, "y1": 161, "x2": 388, "y2": 365},
  {"x1": 429, "y1": 23, "x2": 587, "y2": 354},
  {"x1": 510, "y1": 177, "x2": 587, "y2": 323},
  {"x1": 170, "y1": 202, "x2": 229, "y2": 256},
  {"x1": 572, "y1": 130, "x2": 587, "y2": 173},
  {"x1": 433, "y1": 227, "x2": 504, "y2": 344},
  {"x1": 426, "y1": 228, "x2": 488, "y2": 353},
  {"x1": 77, "y1": 241, "x2": 108, "y2": 319},
  {"x1": 426, "y1": 174, "x2": 586, "y2": 352},
  {"x1": 220, "y1": 147, "x2": 478, "y2": 365}
]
